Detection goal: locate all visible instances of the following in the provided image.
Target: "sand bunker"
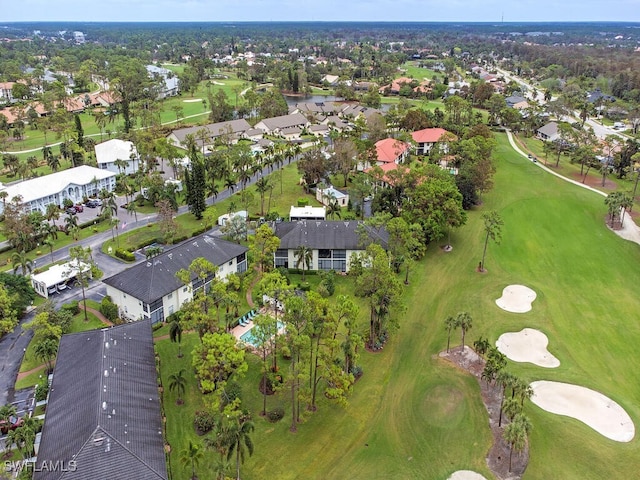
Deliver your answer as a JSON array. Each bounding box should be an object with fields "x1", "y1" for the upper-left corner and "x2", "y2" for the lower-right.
[
  {"x1": 446, "y1": 471, "x2": 488, "y2": 480},
  {"x1": 496, "y1": 328, "x2": 560, "y2": 368},
  {"x1": 183, "y1": 98, "x2": 203, "y2": 103},
  {"x1": 531, "y1": 381, "x2": 635, "y2": 442},
  {"x1": 212, "y1": 80, "x2": 225, "y2": 85},
  {"x1": 495, "y1": 285, "x2": 537, "y2": 313}
]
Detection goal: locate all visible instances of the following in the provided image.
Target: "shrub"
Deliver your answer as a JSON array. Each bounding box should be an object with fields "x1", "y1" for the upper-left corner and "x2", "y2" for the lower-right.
[
  {"x1": 100, "y1": 296, "x2": 119, "y2": 322},
  {"x1": 297, "y1": 198, "x2": 309, "y2": 207},
  {"x1": 152, "y1": 322, "x2": 165, "y2": 331},
  {"x1": 267, "y1": 406, "x2": 285, "y2": 423},
  {"x1": 296, "y1": 282, "x2": 311, "y2": 292},
  {"x1": 319, "y1": 270, "x2": 336, "y2": 296},
  {"x1": 60, "y1": 300, "x2": 80, "y2": 316},
  {"x1": 115, "y1": 249, "x2": 135, "y2": 261},
  {"x1": 172, "y1": 235, "x2": 188, "y2": 244},
  {"x1": 316, "y1": 283, "x2": 330, "y2": 298},
  {"x1": 35, "y1": 382, "x2": 49, "y2": 402},
  {"x1": 193, "y1": 410, "x2": 217, "y2": 435}
]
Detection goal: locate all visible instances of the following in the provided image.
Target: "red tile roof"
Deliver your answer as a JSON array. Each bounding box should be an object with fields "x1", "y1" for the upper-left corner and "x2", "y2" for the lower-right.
[
  {"x1": 375, "y1": 138, "x2": 409, "y2": 163},
  {"x1": 411, "y1": 128, "x2": 456, "y2": 144}
]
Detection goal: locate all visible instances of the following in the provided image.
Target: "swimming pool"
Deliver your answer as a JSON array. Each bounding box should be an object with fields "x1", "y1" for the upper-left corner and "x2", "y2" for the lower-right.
[{"x1": 240, "y1": 321, "x2": 284, "y2": 347}]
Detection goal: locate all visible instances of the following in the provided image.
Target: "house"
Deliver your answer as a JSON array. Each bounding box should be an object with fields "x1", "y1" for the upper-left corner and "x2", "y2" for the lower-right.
[
  {"x1": 506, "y1": 95, "x2": 529, "y2": 109},
  {"x1": 280, "y1": 126, "x2": 302, "y2": 141},
  {"x1": 146, "y1": 65, "x2": 180, "y2": 99},
  {"x1": 411, "y1": 128, "x2": 457, "y2": 155},
  {"x1": 536, "y1": 122, "x2": 559, "y2": 142},
  {"x1": 33, "y1": 320, "x2": 167, "y2": 480},
  {"x1": 273, "y1": 220, "x2": 389, "y2": 272},
  {"x1": 321, "y1": 74, "x2": 340, "y2": 86},
  {"x1": 339, "y1": 104, "x2": 383, "y2": 122},
  {"x1": 374, "y1": 138, "x2": 410, "y2": 166},
  {"x1": 316, "y1": 185, "x2": 349, "y2": 207},
  {"x1": 103, "y1": 234, "x2": 248, "y2": 323},
  {"x1": 0, "y1": 82, "x2": 16, "y2": 103},
  {"x1": 587, "y1": 88, "x2": 615, "y2": 104},
  {"x1": 289, "y1": 206, "x2": 326, "y2": 221},
  {"x1": 308, "y1": 124, "x2": 329, "y2": 137},
  {"x1": 0, "y1": 165, "x2": 116, "y2": 215},
  {"x1": 218, "y1": 210, "x2": 248, "y2": 226},
  {"x1": 292, "y1": 101, "x2": 342, "y2": 118},
  {"x1": 167, "y1": 119, "x2": 253, "y2": 152},
  {"x1": 378, "y1": 77, "x2": 414, "y2": 95},
  {"x1": 95, "y1": 139, "x2": 141, "y2": 175},
  {"x1": 254, "y1": 113, "x2": 308, "y2": 135}
]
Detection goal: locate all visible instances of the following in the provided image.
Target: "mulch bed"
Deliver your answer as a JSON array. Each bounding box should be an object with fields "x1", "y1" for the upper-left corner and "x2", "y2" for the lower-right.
[{"x1": 439, "y1": 346, "x2": 528, "y2": 480}]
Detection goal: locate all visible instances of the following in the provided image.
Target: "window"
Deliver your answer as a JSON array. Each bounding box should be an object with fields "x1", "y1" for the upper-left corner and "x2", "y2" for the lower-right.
[
  {"x1": 167, "y1": 292, "x2": 173, "y2": 300},
  {"x1": 318, "y1": 249, "x2": 331, "y2": 259}
]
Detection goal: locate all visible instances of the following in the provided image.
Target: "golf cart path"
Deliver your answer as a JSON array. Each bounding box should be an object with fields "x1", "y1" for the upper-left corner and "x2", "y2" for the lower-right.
[{"x1": 506, "y1": 130, "x2": 640, "y2": 246}]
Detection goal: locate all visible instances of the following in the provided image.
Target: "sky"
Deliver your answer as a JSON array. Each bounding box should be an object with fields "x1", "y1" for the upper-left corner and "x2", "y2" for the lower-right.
[{"x1": 3, "y1": 0, "x2": 640, "y2": 23}]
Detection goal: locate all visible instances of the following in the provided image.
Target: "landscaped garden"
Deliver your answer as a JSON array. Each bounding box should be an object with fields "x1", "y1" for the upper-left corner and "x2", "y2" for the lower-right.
[{"x1": 154, "y1": 131, "x2": 640, "y2": 480}]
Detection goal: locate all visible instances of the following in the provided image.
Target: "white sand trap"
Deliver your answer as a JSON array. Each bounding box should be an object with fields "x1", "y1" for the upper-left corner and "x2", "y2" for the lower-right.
[
  {"x1": 183, "y1": 98, "x2": 203, "y2": 103},
  {"x1": 446, "y1": 471, "x2": 488, "y2": 480},
  {"x1": 212, "y1": 80, "x2": 225, "y2": 85},
  {"x1": 531, "y1": 381, "x2": 635, "y2": 442},
  {"x1": 495, "y1": 284, "x2": 537, "y2": 313},
  {"x1": 496, "y1": 328, "x2": 560, "y2": 368}
]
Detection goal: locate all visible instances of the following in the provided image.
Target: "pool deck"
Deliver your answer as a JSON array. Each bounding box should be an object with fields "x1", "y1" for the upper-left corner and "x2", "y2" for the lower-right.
[
  {"x1": 231, "y1": 318, "x2": 255, "y2": 343},
  {"x1": 231, "y1": 307, "x2": 286, "y2": 349}
]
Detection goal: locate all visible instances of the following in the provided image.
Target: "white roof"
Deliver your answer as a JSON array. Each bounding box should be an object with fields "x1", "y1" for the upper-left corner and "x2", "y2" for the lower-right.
[
  {"x1": 31, "y1": 261, "x2": 90, "y2": 288},
  {"x1": 320, "y1": 186, "x2": 347, "y2": 199},
  {"x1": 290, "y1": 206, "x2": 326, "y2": 217},
  {"x1": 95, "y1": 139, "x2": 138, "y2": 164},
  {"x1": 0, "y1": 166, "x2": 116, "y2": 204}
]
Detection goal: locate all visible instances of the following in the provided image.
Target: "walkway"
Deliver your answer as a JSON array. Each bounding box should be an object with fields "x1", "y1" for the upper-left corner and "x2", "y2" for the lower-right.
[
  {"x1": 506, "y1": 130, "x2": 640, "y2": 246},
  {"x1": 78, "y1": 303, "x2": 114, "y2": 326}
]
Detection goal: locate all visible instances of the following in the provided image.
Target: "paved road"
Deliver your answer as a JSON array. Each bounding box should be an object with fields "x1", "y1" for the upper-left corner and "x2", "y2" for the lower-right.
[{"x1": 0, "y1": 148, "x2": 310, "y2": 406}]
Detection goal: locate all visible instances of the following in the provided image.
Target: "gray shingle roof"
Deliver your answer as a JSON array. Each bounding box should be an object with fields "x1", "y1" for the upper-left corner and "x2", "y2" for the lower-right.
[
  {"x1": 257, "y1": 113, "x2": 308, "y2": 132},
  {"x1": 103, "y1": 234, "x2": 248, "y2": 304},
  {"x1": 274, "y1": 220, "x2": 388, "y2": 250},
  {"x1": 34, "y1": 320, "x2": 167, "y2": 480},
  {"x1": 169, "y1": 119, "x2": 252, "y2": 145}
]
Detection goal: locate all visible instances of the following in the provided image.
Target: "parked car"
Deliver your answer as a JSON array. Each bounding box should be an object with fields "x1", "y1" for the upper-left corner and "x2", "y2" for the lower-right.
[
  {"x1": 74, "y1": 204, "x2": 84, "y2": 212},
  {"x1": 65, "y1": 207, "x2": 77, "y2": 215},
  {"x1": 85, "y1": 199, "x2": 102, "y2": 208}
]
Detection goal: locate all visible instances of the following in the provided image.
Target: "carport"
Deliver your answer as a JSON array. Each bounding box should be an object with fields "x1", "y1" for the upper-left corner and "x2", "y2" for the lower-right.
[{"x1": 30, "y1": 261, "x2": 91, "y2": 298}]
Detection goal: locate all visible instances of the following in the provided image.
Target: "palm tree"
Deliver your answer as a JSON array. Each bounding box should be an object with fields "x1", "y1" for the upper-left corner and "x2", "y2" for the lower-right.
[
  {"x1": 504, "y1": 413, "x2": 532, "y2": 472},
  {"x1": 64, "y1": 212, "x2": 79, "y2": 233},
  {"x1": 180, "y1": 440, "x2": 203, "y2": 480},
  {"x1": 294, "y1": 245, "x2": 313, "y2": 281},
  {"x1": 225, "y1": 417, "x2": 255, "y2": 480},
  {"x1": 480, "y1": 210, "x2": 503, "y2": 272},
  {"x1": 34, "y1": 337, "x2": 58, "y2": 373},
  {"x1": 444, "y1": 315, "x2": 457, "y2": 353},
  {"x1": 254, "y1": 177, "x2": 270, "y2": 216},
  {"x1": 168, "y1": 369, "x2": 187, "y2": 405},
  {"x1": 496, "y1": 371, "x2": 517, "y2": 426},
  {"x1": 45, "y1": 203, "x2": 60, "y2": 228},
  {"x1": 126, "y1": 201, "x2": 139, "y2": 224},
  {"x1": 326, "y1": 197, "x2": 341, "y2": 220},
  {"x1": 169, "y1": 317, "x2": 183, "y2": 358},
  {"x1": 225, "y1": 176, "x2": 237, "y2": 194},
  {"x1": 11, "y1": 250, "x2": 34, "y2": 276},
  {"x1": 0, "y1": 404, "x2": 17, "y2": 428},
  {"x1": 455, "y1": 311, "x2": 472, "y2": 350}
]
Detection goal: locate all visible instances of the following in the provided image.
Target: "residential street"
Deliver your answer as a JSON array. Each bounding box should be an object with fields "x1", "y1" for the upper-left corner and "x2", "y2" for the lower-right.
[{"x1": 0, "y1": 149, "x2": 307, "y2": 407}]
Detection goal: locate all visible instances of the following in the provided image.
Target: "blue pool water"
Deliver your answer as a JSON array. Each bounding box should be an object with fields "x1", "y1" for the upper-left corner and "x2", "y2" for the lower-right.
[{"x1": 240, "y1": 321, "x2": 284, "y2": 347}]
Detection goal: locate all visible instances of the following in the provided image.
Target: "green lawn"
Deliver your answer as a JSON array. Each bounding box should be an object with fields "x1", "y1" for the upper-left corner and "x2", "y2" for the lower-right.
[
  {"x1": 156, "y1": 131, "x2": 640, "y2": 480},
  {"x1": 15, "y1": 305, "x2": 106, "y2": 390}
]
